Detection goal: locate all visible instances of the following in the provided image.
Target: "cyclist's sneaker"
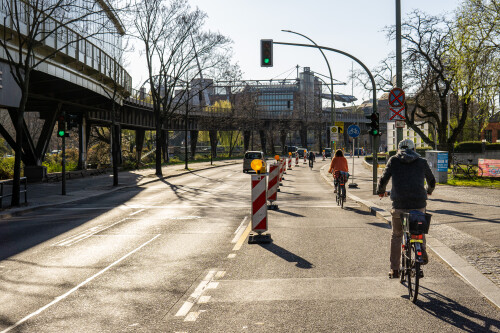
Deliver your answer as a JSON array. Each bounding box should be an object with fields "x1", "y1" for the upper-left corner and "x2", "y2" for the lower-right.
[
  {"x1": 388, "y1": 269, "x2": 399, "y2": 279},
  {"x1": 334, "y1": 189, "x2": 337, "y2": 193},
  {"x1": 422, "y1": 251, "x2": 428, "y2": 265},
  {"x1": 419, "y1": 270, "x2": 424, "y2": 278}
]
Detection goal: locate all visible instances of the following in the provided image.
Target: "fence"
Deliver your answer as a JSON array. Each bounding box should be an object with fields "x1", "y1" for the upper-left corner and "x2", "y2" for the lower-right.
[{"x1": 0, "y1": 177, "x2": 28, "y2": 208}]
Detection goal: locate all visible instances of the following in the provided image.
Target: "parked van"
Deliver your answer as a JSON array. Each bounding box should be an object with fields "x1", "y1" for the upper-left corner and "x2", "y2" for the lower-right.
[{"x1": 243, "y1": 151, "x2": 265, "y2": 173}]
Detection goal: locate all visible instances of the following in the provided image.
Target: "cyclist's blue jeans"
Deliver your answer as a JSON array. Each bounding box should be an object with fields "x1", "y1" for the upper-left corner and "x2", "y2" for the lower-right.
[{"x1": 390, "y1": 208, "x2": 426, "y2": 271}]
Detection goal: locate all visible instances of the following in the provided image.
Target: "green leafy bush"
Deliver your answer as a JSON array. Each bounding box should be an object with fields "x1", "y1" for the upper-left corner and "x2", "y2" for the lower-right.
[
  {"x1": 486, "y1": 143, "x2": 500, "y2": 151},
  {"x1": 0, "y1": 157, "x2": 16, "y2": 179},
  {"x1": 454, "y1": 141, "x2": 483, "y2": 153}
]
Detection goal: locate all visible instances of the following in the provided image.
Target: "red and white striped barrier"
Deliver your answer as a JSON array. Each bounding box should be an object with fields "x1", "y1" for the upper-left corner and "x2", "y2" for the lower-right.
[
  {"x1": 283, "y1": 158, "x2": 287, "y2": 174},
  {"x1": 251, "y1": 174, "x2": 267, "y2": 233},
  {"x1": 303, "y1": 154, "x2": 307, "y2": 164},
  {"x1": 267, "y1": 163, "x2": 279, "y2": 209},
  {"x1": 322, "y1": 152, "x2": 325, "y2": 161},
  {"x1": 288, "y1": 157, "x2": 292, "y2": 169},
  {"x1": 295, "y1": 153, "x2": 299, "y2": 166}
]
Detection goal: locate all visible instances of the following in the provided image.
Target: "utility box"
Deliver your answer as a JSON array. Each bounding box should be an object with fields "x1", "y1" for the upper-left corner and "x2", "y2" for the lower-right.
[{"x1": 425, "y1": 150, "x2": 448, "y2": 183}]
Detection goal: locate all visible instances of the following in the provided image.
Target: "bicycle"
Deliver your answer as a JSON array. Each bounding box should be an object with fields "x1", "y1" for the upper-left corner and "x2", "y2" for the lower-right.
[
  {"x1": 452, "y1": 158, "x2": 483, "y2": 179},
  {"x1": 309, "y1": 158, "x2": 314, "y2": 169},
  {"x1": 334, "y1": 171, "x2": 348, "y2": 208},
  {"x1": 399, "y1": 210, "x2": 431, "y2": 303}
]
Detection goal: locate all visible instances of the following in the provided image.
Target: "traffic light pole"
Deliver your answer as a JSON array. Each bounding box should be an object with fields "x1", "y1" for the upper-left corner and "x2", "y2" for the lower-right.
[
  {"x1": 62, "y1": 134, "x2": 66, "y2": 195},
  {"x1": 396, "y1": 0, "x2": 403, "y2": 146},
  {"x1": 273, "y1": 41, "x2": 379, "y2": 194}
]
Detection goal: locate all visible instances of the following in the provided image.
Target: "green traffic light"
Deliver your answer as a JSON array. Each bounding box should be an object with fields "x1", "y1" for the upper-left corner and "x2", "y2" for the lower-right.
[
  {"x1": 264, "y1": 58, "x2": 270, "y2": 64},
  {"x1": 58, "y1": 130, "x2": 65, "y2": 137}
]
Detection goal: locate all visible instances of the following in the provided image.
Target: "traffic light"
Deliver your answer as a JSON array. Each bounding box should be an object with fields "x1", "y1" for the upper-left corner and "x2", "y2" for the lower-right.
[
  {"x1": 369, "y1": 113, "x2": 380, "y2": 136},
  {"x1": 57, "y1": 113, "x2": 68, "y2": 137},
  {"x1": 260, "y1": 39, "x2": 273, "y2": 67}
]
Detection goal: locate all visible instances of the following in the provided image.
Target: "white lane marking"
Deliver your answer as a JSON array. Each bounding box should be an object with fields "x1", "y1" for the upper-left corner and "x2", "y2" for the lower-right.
[
  {"x1": 227, "y1": 253, "x2": 236, "y2": 259},
  {"x1": 232, "y1": 222, "x2": 251, "y2": 251},
  {"x1": 129, "y1": 209, "x2": 145, "y2": 216},
  {"x1": 231, "y1": 216, "x2": 248, "y2": 243},
  {"x1": 234, "y1": 216, "x2": 248, "y2": 234},
  {"x1": 175, "y1": 270, "x2": 217, "y2": 317},
  {"x1": 215, "y1": 271, "x2": 226, "y2": 279},
  {"x1": 1, "y1": 235, "x2": 161, "y2": 333},
  {"x1": 52, "y1": 218, "x2": 129, "y2": 247},
  {"x1": 198, "y1": 296, "x2": 211, "y2": 304},
  {"x1": 184, "y1": 311, "x2": 202, "y2": 322},
  {"x1": 207, "y1": 282, "x2": 219, "y2": 289}
]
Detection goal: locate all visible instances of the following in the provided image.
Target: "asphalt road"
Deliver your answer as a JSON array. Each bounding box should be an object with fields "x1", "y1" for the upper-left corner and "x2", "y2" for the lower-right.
[{"x1": 0, "y1": 161, "x2": 498, "y2": 332}]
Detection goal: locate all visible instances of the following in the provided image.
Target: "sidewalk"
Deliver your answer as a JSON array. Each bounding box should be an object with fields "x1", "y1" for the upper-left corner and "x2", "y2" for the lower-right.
[
  {"x1": 0, "y1": 160, "x2": 240, "y2": 220},
  {"x1": 319, "y1": 159, "x2": 500, "y2": 309}
]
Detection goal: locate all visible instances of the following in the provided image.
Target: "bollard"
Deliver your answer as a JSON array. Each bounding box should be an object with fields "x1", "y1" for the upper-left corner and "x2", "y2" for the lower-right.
[
  {"x1": 267, "y1": 163, "x2": 279, "y2": 210},
  {"x1": 322, "y1": 150, "x2": 325, "y2": 161}
]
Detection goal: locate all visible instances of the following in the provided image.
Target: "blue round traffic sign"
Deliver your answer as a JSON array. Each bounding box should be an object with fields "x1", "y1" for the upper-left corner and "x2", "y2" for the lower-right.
[{"x1": 347, "y1": 124, "x2": 361, "y2": 138}]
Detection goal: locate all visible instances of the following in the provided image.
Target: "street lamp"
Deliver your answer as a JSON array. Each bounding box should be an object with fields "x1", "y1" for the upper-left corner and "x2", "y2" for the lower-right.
[{"x1": 281, "y1": 30, "x2": 336, "y2": 149}]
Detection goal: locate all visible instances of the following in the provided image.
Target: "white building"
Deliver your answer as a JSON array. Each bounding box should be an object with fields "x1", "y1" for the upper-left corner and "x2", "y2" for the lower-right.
[{"x1": 386, "y1": 122, "x2": 430, "y2": 151}]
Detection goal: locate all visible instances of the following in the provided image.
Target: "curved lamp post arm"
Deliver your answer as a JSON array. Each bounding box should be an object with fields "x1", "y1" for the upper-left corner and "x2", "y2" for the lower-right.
[{"x1": 281, "y1": 30, "x2": 336, "y2": 126}]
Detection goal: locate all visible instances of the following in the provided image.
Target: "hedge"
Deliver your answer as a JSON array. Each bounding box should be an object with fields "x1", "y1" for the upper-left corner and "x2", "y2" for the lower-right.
[{"x1": 388, "y1": 147, "x2": 433, "y2": 157}]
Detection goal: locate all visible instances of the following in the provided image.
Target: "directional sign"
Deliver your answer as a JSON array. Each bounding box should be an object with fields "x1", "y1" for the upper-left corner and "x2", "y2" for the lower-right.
[
  {"x1": 335, "y1": 121, "x2": 344, "y2": 134},
  {"x1": 347, "y1": 124, "x2": 361, "y2": 138},
  {"x1": 389, "y1": 87, "x2": 405, "y2": 108}
]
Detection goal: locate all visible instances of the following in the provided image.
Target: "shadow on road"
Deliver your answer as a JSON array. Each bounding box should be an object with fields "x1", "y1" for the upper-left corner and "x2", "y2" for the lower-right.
[
  {"x1": 274, "y1": 209, "x2": 304, "y2": 217},
  {"x1": 427, "y1": 209, "x2": 500, "y2": 224},
  {"x1": 414, "y1": 286, "x2": 500, "y2": 332},
  {"x1": 259, "y1": 242, "x2": 314, "y2": 269}
]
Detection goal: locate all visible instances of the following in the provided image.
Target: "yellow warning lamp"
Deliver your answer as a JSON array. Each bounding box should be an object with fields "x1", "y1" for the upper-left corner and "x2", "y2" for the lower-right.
[
  {"x1": 251, "y1": 159, "x2": 263, "y2": 174},
  {"x1": 274, "y1": 155, "x2": 280, "y2": 161},
  {"x1": 288, "y1": 152, "x2": 292, "y2": 156}
]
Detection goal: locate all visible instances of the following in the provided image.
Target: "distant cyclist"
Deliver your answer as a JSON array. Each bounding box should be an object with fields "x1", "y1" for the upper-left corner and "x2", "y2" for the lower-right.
[
  {"x1": 308, "y1": 151, "x2": 316, "y2": 168},
  {"x1": 328, "y1": 149, "x2": 348, "y2": 193},
  {"x1": 376, "y1": 139, "x2": 436, "y2": 279}
]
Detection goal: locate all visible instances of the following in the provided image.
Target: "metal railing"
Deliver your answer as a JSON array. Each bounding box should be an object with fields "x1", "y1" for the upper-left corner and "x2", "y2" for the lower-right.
[{"x1": 0, "y1": 177, "x2": 27, "y2": 208}]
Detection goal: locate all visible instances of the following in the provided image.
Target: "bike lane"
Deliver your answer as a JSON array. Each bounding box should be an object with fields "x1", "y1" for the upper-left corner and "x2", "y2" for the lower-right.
[{"x1": 165, "y1": 160, "x2": 500, "y2": 333}]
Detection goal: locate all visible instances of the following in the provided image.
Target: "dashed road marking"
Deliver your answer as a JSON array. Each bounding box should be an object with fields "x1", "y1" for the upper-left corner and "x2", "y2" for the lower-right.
[
  {"x1": 227, "y1": 253, "x2": 236, "y2": 259},
  {"x1": 129, "y1": 209, "x2": 144, "y2": 216},
  {"x1": 52, "y1": 218, "x2": 128, "y2": 247},
  {"x1": 232, "y1": 216, "x2": 248, "y2": 243}
]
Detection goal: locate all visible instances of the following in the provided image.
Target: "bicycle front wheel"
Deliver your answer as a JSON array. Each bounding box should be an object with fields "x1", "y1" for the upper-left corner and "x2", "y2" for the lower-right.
[{"x1": 407, "y1": 244, "x2": 420, "y2": 303}]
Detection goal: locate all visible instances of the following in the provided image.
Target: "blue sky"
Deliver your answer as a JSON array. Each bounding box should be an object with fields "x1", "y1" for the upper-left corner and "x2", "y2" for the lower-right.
[{"x1": 126, "y1": 0, "x2": 462, "y2": 103}]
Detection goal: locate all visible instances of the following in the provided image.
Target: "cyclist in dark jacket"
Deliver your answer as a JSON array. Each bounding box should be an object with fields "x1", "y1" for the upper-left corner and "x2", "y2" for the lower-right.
[
  {"x1": 376, "y1": 139, "x2": 436, "y2": 278},
  {"x1": 308, "y1": 151, "x2": 315, "y2": 167}
]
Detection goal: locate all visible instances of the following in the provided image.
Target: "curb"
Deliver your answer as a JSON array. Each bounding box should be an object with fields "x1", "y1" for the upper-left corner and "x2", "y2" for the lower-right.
[
  {"x1": 320, "y1": 164, "x2": 500, "y2": 309},
  {"x1": 0, "y1": 161, "x2": 239, "y2": 221}
]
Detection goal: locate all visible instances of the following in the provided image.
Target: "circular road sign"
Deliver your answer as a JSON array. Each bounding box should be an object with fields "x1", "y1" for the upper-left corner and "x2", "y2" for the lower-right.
[
  {"x1": 347, "y1": 124, "x2": 361, "y2": 138},
  {"x1": 389, "y1": 87, "x2": 405, "y2": 108}
]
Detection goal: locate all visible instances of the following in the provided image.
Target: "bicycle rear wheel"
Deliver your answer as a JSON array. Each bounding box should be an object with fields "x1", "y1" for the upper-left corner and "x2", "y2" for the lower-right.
[{"x1": 407, "y1": 243, "x2": 420, "y2": 303}]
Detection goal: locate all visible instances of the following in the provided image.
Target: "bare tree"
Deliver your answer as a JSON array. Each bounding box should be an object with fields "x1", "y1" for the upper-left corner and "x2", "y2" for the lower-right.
[{"x1": 131, "y1": 0, "x2": 232, "y2": 176}]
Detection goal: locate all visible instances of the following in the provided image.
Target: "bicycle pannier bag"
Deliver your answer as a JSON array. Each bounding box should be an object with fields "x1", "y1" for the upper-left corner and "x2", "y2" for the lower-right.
[{"x1": 408, "y1": 210, "x2": 432, "y2": 234}]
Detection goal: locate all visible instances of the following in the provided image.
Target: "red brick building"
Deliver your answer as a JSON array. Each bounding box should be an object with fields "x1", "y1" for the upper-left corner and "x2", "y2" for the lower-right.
[{"x1": 481, "y1": 112, "x2": 500, "y2": 143}]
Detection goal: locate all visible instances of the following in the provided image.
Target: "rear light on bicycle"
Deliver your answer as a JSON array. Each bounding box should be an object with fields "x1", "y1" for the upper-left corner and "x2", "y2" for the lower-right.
[
  {"x1": 411, "y1": 234, "x2": 423, "y2": 240},
  {"x1": 417, "y1": 251, "x2": 422, "y2": 256},
  {"x1": 401, "y1": 244, "x2": 405, "y2": 250}
]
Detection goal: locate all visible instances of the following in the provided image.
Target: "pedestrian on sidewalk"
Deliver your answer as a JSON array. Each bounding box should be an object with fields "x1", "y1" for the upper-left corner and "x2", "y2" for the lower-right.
[
  {"x1": 376, "y1": 139, "x2": 436, "y2": 279},
  {"x1": 328, "y1": 149, "x2": 349, "y2": 193}
]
